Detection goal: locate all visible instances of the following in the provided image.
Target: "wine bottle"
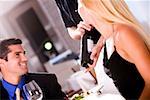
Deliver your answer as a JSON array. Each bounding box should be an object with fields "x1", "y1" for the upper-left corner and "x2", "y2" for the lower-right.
[{"x1": 80, "y1": 28, "x2": 100, "y2": 68}]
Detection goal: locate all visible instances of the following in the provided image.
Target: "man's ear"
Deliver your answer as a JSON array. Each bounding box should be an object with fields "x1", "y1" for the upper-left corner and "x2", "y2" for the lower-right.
[
  {"x1": 0, "y1": 59, "x2": 6, "y2": 67},
  {"x1": 0, "y1": 59, "x2": 5, "y2": 73}
]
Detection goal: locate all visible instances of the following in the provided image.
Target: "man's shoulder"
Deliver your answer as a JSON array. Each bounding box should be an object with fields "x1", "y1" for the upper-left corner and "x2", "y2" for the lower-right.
[
  {"x1": 27, "y1": 72, "x2": 55, "y2": 77},
  {"x1": 25, "y1": 73, "x2": 66, "y2": 99},
  {"x1": 25, "y1": 72, "x2": 57, "y2": 82},
  {"x1": 26, "y1": 72, "x2": 56, "y2": 78}
]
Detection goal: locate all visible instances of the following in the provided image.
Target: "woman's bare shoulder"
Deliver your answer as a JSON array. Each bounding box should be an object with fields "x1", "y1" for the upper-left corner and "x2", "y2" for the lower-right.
[
  {"x1": 115, "y1": 23, "x2": 137, "y2": 35},
  {"x1": 114, "y1": 23, "x2": 142, "y2": 42},
  {"x1": 113, "y1": 23, "x2": 148, "y2": 63}
]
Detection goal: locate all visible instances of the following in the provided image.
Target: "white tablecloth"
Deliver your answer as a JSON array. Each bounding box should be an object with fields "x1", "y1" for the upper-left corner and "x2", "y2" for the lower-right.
[{"x1": 84, "y1": 93, "x2": 125, "y2": 100}]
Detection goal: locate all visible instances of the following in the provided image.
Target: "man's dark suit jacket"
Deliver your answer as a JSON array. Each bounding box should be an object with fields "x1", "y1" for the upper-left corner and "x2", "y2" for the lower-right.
[{"x1": 0, "y1": 73, "x2": 67, "y2": 100}]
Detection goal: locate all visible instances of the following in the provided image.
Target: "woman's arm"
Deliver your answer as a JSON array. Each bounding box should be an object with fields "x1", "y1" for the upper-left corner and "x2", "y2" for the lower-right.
[{"x1": 86, "y1": 36, "x2": 105, "y2": 72}]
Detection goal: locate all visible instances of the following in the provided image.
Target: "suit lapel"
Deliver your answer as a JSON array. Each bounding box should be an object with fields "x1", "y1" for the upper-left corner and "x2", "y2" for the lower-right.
[{"x1": 0, "y1": 80, "x2": 9, "y2": 99}]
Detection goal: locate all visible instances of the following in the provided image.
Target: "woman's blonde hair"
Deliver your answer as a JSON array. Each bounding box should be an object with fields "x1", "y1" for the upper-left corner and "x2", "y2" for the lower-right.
[{"x1": 80, "y1": 0, "x2": 150, "y2": 49}]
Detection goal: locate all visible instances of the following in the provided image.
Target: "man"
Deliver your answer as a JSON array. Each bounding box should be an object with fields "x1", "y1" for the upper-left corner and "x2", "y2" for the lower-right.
[{"x1": 0, "y1": 38, "x2": 67, "y2": 100}]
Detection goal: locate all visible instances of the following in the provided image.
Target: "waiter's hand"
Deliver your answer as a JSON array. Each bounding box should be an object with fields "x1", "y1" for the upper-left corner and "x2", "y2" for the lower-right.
[{"x1": 67, "y1": 21, "x2": 92, "y2": 40}]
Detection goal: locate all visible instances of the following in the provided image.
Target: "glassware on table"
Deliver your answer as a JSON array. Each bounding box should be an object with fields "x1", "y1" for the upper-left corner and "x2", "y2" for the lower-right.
[
  {"x1": 88, "y1": 85, "x2": 104, "y2": 95},
  {"x1": 23, "y1": 80, "x2": 43, "y2": 100}
]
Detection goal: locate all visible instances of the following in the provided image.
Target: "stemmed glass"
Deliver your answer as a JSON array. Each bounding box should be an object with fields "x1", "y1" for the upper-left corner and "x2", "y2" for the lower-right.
[{"x1": 23, "y1": 80, "x2": 43, "y2": 100}]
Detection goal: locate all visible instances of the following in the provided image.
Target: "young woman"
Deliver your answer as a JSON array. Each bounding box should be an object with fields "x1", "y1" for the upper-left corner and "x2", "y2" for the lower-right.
[{"x1": 78, "y1": 0, "x2": 150, "y2": 99}]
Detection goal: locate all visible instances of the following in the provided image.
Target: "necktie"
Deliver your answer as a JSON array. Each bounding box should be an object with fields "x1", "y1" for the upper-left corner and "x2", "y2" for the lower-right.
[{"x1": 15, "y1": 88, "x2": 23, "y2": 100}]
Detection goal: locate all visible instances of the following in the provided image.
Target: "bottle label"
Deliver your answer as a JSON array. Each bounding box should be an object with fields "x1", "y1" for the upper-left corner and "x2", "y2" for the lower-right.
[{"x1": 87, "y1": 39, "x2": 94, "y2": 53}]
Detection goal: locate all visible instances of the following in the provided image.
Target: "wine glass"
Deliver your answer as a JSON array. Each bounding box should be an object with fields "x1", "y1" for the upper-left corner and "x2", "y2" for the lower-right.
[{"x1": 23, "y1": 80, "x2": 43, "y2": 100}]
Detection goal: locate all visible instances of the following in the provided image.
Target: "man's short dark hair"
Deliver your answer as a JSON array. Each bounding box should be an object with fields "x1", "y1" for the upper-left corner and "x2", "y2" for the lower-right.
[{"x1": 0, "y1": 38, "x2": 22, "y2": 60}]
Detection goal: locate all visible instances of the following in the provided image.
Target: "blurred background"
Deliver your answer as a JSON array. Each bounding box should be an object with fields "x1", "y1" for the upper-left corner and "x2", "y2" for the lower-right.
[
  {"x1": 0, "y1": 0, "x2": 81, "y2": 70},
  {"x1": 0, "y1": 0, "x2": 149, "y2": 95}
]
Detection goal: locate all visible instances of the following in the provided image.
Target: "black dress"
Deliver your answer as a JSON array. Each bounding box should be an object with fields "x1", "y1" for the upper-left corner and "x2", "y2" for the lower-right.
[{"x1": 106, "y1": 50, "x2": 144, "y2": 99}]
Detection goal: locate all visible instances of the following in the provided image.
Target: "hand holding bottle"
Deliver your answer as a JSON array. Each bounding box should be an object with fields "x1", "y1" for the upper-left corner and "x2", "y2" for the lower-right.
[
  {"x1": 86, "y1": 36, "x2": 105, "y2": 72},
  {"x1": 81, "y1": 28, "x2": 101, "y2": 68}
]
